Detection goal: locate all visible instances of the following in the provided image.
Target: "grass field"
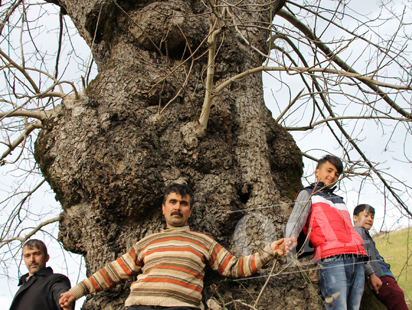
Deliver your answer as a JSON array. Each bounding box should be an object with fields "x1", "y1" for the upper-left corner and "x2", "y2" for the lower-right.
[{"x1": 373, "y1": 227, "x2": 412, "y2": 309}]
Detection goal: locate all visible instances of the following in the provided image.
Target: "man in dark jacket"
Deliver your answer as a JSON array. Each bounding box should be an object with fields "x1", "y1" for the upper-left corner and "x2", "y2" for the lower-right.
[{"x1": 9, "y1": 239, "x2": 73, "y2": 310}]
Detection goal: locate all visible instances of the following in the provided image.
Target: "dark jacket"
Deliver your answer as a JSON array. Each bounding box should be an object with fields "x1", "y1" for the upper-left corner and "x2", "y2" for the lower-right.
[
  {"x1": 354, "y1": 226, "x2": 395, "y2": 279},
  {"x1": 9, "y1": 267, "x2": 71, "y2": 310}
]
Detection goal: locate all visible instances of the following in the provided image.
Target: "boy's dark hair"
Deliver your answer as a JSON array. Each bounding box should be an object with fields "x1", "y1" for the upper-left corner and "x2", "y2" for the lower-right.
[
  {"x1": 163, "y1": 183, "x2": 194, "y2": 209},
  {"x1": 23, "y1": 239, "x2": 48, "y2": 256},
  {"x1": 353, "y1": 204, "x2": 375, "y2": 216},
  {"x1": 317, "y1": 155, "x2": 343, "y2": 175}
]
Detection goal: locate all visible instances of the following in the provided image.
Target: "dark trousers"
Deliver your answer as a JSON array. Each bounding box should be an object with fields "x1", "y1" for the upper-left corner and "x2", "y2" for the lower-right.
[
  {"x1": 126, "y1": 306, "x2": 201, "y2": 310},
  {"x1": 376, "y1": 276, "x2": 408, "y2": 310}
]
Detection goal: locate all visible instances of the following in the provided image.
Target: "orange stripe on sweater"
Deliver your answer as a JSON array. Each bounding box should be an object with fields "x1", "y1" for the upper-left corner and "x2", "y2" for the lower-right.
[
  {"x1": 150, "y1": 265, "x2": 203, "y2": 279},
  {"x1": 139, "y1": 277, "x2": 202, "y2": 293},
  {"x1": 99, "y1": 270, "x2": 113, "y2": 287},
  {"x1": 146, "y1": 247, "x2": 205, "y2": 262},
  {"x1": 128, "y1": 249, "x2": 137, "y2": 262},
  {"x1": 210, "y1": 244, "x2": 222, "y2": 264},
  {"x1": 89, "y1": 277, "x2": 100, "y2": 291},
  {"x1": 117, "y1": 257, "x2": 135, "y2": 276},
  {"x1": 218, "y1": 253, "x2": 234, "y2": 274},
  {"x1": 239, "y1": 257, "x2": 244, "y2": 277},
  {"x1": 149, "y1": 237, "x2": 207, "y2": 250},
  {"x1": 251, "y1": 256, "x2": 257, "y2": 274}
]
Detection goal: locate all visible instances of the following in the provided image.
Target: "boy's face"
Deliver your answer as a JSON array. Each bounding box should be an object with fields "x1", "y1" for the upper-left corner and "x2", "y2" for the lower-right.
[
  {"x1": 315, "y1": 161, "x2": 340, "y2": 187},
  {"x1": 353, "y1": 210, "x2": 374, "y2": 230}
]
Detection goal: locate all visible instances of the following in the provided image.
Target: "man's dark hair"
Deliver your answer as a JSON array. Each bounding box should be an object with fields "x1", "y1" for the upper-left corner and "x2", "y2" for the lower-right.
[
  {"x1": 353, "y1": 204, "x2": 375, "y2": 216},
  {"x1": 163, "y1": 183, "x2": 194, "y2": 209},
  {"x1": 316, "y1": 154, "x2": 343, "y2": 175},
  {"x1": 23, "y1": 239, "x2": 48, "y2": 256}
]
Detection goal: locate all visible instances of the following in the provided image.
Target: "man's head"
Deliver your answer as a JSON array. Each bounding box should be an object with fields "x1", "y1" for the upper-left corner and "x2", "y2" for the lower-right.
[
  {"x1": 315, "y1": 155, "x2": 343, "y2": 187},
  {"x1": 353, "y1": 204, "x2": 375, "y2": 230},
  {"x1": 22, "y1": 239, "x2": 49, "y2": 276},
  {"x1": 162, "y1": 183, "x2": 194, "y2": 229}
]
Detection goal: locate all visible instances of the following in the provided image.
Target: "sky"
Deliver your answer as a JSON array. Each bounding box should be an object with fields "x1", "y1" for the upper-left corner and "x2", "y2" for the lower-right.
[{"x1": 1, "y1": 0, "x2": 411, "y2": 308}]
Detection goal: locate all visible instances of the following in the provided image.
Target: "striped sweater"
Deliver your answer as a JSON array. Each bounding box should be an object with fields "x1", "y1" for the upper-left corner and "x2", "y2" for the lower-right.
[{"x1": 70, "y1": 226, "x2": 274, "y2": 308}]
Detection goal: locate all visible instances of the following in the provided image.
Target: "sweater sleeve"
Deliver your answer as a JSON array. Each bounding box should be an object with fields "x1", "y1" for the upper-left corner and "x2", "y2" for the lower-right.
[
  {"x1": 207, "y1": 241, "x2": 274, "y2": 278},
  {"x1": 285, "y1": 190, "x2": 312, "y2": 238},
  {"x1": 70, "y1": 245, "x2": 143, "y2": 300}
]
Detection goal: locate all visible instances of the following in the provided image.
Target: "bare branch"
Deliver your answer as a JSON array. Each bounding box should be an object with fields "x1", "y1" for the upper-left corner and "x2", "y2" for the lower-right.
[{"x1": 0, "y1": 216, "x2": 61, "y2": 250}]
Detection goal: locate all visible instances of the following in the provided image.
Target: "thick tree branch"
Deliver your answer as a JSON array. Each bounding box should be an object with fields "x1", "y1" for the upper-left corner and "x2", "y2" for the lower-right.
[
  {"x1": 0, "y1": 110, "x2": 48, "y2": 120},
  {"x1": 198, "y1": 11, "x2": 223, "y2": 130}
]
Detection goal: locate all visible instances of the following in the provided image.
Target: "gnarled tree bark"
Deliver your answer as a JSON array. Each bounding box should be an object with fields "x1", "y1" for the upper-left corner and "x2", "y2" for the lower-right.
[{"x1": 36, "y1": 0, "x2": 316, "y2": 309}]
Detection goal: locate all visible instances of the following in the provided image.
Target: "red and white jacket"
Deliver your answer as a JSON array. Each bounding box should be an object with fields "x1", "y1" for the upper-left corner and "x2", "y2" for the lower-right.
[{"x1": 287, "y1": 182, "x2": 367, "y2": 262}]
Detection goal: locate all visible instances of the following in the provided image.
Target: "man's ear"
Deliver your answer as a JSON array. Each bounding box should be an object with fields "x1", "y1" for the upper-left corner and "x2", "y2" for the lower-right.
[
  {"x1": 46, "y1": 254, "x2": 50, "y2": 263},
  {"x1": 162, "y1": 204, "x2": 165, "y2": 215},
  {"x1": 353, "y1": 215, "x2": 359, "y2": 224}
]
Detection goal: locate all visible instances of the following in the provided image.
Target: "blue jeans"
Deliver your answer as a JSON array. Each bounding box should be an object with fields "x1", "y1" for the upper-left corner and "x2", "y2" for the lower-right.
[{"x1": 317, "y1": 257, "x2": 365, "y2": 310}]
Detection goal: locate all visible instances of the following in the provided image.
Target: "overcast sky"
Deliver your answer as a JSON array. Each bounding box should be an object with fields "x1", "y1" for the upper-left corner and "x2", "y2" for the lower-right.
[{"x1": 1, "y1": 0, "x2": 411, "y2": 308}]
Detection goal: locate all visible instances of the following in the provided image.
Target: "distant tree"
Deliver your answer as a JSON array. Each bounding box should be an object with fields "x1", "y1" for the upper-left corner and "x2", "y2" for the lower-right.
[{"x1": 1, "y1": 0, "x2": 411, "y2": 309}]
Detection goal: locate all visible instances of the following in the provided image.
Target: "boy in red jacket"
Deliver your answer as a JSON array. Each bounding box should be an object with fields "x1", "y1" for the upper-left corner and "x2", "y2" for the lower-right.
[{"x1": 285, "y1": 155, "x2": 368, "y2": 310}]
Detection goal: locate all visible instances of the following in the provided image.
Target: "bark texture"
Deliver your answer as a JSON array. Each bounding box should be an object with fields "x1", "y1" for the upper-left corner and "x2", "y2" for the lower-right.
[{"x1": 36, "y1": 0, "x2": 319, "y2": 309}]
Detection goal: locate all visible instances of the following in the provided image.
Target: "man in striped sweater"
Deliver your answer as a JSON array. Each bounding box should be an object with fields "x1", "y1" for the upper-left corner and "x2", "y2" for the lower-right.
[{"x1": 59, "y1": 183, "x2": 286, "y2": 310}]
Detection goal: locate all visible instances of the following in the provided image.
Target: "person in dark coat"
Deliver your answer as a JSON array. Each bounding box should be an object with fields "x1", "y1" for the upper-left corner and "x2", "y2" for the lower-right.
[{"x1": 9, "y1": 239, "x2": 73, "y2": 310}]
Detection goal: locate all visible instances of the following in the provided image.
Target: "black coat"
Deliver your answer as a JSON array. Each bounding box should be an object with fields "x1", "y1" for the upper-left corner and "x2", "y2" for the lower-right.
[{"x1": 9, "y1": 267, "x2": 72, "y2": 310}]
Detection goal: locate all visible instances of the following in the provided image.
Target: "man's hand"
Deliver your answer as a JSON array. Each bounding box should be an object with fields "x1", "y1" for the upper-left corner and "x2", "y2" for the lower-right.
[
  {"x1": 369, "y1": 274, "x2": 382, "y2": 294},
  {"x1": 271, "y1": 239, "x2": 287, "y2": 257},
  {"x1": 59, "y1": 291, "x2": 75, "y2": 310},
  {"x1": 284, "y1": 236, "x2": 298, "y2": 253}
]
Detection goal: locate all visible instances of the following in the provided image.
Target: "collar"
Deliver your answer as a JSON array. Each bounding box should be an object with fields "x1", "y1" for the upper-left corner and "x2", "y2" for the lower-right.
[
  {"x1": 362, "y1": 227, "x2": 371, "y2": 236},
  {"x1": 161, "y1": 225, "x2": 190, "y2": 233},
  {"x1": 309, "y1": 182, "x2": 337, "y2": 193},
  {"x1": 18, "y1": 266, "x2": 53, "y2": 286}
]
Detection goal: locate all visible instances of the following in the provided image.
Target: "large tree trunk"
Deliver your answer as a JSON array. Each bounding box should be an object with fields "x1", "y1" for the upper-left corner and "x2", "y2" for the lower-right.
[{"x1": 36, "y1": 0, "x2": 319, "y2": 309}]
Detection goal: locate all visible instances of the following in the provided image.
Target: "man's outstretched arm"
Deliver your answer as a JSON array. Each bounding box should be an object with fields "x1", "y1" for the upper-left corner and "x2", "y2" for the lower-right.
[
  {"x1": 58, "y1": 244, "x2": 143, "y2": 307},
  {"x1": 51, "y1": 276, "x2": 73, "y2": 310}
]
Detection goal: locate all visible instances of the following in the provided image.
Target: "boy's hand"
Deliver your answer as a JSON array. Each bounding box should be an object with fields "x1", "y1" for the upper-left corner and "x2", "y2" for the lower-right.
[
  {"x1": 284, "y1": 236, "x2": 298, "y2": 253},
  {"x1": 59, "y1": 291, "x2": 76, "y2": 310},
  {"x1": 369, "y1": 274, "x2": 382, "y2": 294},
  {"x1": 271, "y1": 239, "x2": 287, "y2": 257}
]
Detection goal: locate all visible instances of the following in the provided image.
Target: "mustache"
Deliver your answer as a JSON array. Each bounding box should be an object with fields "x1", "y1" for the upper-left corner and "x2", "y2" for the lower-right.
[{"x1": 171, "y1": 211, "x2": 183, "y2": 217}]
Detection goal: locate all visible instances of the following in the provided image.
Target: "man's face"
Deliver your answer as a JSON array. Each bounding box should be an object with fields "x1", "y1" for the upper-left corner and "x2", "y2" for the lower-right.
[
  {"x1": 353, "y1": 210, "x2": 374, "y2": 230},
  {"x1": 23, "y1": 246, "x2": 49, "y2": 276},
  {"x1": 315, "y1": 161, "x2": 340, "y2": 188},
  {"x1": 162, "y1": 192, "x2": 192, "y2": 229}
]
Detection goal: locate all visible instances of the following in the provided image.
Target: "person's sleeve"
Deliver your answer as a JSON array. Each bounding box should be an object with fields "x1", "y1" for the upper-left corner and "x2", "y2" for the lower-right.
[
  {"x1": 353, "y1": 227, "x2": 375, "y2": 276},
  {"x1": 207, "y1": 241, "x2": 274, "y2": 278},
  {"x1": 51, "y1": 276, "x2": 72, "y2": 310},
  {"x1": 285, "y1": 190, "x2": 312, "y2": 238},
  {"x1": 364, "y1": 261, "x2": 374, "y2": 276},
  {"x1": 69, "y1": 244, "x2": 143, "y2": 300}
]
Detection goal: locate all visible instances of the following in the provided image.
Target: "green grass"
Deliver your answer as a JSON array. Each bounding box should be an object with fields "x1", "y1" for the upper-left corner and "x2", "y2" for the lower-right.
[{"x1": 373, "y1": 227, "x2": 412, "y2": 309}]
